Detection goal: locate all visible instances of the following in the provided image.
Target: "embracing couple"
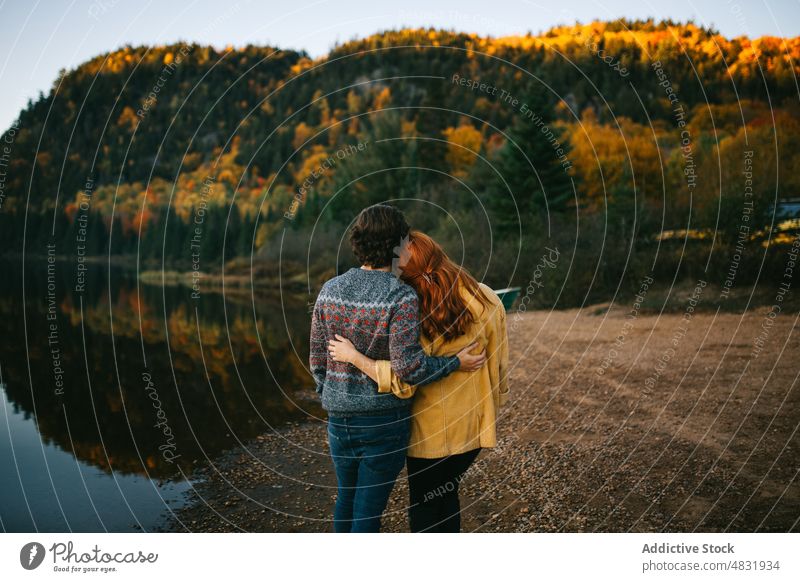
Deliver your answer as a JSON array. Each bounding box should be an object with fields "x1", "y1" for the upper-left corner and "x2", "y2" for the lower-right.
[{"x1": 309, "y1": 204, "x2": 509, "y2": 533}]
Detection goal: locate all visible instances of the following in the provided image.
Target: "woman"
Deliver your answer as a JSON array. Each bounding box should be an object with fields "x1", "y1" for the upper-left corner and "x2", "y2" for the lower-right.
[{"x1": 328, "y1": 230, "x2": 509, "y2": 532}]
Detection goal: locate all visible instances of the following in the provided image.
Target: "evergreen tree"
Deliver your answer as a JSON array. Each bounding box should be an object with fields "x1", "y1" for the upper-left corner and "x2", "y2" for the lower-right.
[{"x1": 486, "y1": 89, "x2": 574, "y2": 235}]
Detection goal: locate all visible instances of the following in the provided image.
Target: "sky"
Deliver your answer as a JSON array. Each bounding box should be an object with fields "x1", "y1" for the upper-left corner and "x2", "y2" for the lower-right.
[{"x1": 1, "y1": 0, "x2": 799, "y2": 133}]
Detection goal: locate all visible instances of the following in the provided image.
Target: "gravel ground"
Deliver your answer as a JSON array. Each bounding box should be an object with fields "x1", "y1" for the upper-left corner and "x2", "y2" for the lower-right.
[{"x1": 161, "y1": 304, "x2": 800, "y2": 532}]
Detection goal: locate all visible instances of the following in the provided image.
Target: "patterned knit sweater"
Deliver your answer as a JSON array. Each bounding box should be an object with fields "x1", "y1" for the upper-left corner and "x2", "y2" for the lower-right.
[{"x1": 310, "y1": 267, "x2": 459, "y2": 416}]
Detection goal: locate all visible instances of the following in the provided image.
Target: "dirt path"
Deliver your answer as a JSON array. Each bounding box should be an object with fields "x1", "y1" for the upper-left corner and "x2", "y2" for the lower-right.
[{"x1": 161, "y1": 305, "x2": 800, "y2": 532}]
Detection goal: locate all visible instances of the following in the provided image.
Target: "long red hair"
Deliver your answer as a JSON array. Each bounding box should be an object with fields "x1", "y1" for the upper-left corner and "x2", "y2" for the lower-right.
[{"x1": 400, "y1": 231, "x2": 492, "y2": 342}]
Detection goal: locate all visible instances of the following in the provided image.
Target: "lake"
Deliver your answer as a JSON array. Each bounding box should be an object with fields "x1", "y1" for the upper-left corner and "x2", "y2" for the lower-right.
[{"x1": 0, "y1": 257, "x2": 318, "y2": 532}]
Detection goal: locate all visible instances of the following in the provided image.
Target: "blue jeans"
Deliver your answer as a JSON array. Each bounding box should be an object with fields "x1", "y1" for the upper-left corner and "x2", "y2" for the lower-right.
[{"x1": 327, "y1": 407, "x2": 411, "y2": 532}]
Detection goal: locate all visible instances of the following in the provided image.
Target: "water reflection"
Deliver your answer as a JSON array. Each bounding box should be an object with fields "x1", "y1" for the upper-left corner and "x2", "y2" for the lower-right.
[{"x1": 0, "y1": 258, "x2": 317, "y2": 531}]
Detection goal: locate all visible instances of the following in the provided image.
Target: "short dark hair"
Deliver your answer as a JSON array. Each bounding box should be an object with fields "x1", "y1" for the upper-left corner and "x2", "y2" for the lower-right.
[{"x1": 349, "y1": 204, "x2": 410, "y2": 268}]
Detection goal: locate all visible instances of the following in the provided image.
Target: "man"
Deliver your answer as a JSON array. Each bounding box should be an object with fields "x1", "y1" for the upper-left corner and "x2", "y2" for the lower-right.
[{"x1": 309, "y1": 204, "x2": 485, "y2": 532}]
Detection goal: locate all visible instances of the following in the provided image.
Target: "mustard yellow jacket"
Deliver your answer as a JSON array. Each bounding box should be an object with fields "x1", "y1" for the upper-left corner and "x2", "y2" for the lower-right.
[{"x1": 376, "y1": 282, "x2": 509, "y2": 458}]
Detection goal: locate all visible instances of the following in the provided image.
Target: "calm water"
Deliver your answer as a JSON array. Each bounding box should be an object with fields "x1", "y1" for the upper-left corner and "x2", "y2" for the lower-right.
[{"x1": 0, "y1": 258, "x2": 317, "y2": 532}]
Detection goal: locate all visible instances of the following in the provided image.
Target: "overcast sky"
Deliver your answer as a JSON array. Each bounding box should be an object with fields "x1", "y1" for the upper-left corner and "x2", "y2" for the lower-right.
[{"x1": 1, "y1": 0, "x2": 799, "y2": 133}]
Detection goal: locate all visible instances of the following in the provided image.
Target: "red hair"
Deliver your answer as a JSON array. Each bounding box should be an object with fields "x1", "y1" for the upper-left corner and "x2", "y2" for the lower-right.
[{"x1": 400, "y1": 231, "x2": 492, "y2": 342}]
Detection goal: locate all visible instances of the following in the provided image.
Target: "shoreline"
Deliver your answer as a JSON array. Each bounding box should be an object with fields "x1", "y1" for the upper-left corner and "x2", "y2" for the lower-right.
[
  {"x1": 3, "y1": 252, "x2": 791, "y2": 313},
  {"x1": 160, "y1": 305, "x2": 800, "y2": 533},
  {"x1": 1, "y1": 253, "x2": 323, "y2": 294}
]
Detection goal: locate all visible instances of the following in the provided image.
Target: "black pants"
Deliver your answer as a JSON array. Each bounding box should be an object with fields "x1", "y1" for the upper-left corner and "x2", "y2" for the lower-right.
[{"x1": 406, "y1": 448, "x2": 480, "y2": 532}]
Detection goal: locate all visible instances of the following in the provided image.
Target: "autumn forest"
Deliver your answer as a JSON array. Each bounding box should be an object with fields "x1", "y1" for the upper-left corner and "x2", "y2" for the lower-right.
[{"x1": 2, "y1": 20, "x2": 799, "y2": 304}]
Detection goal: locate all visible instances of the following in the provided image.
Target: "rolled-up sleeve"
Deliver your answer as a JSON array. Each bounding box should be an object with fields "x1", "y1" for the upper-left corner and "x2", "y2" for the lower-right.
[{"x1": 376, "y1": 360, "x2": 417, "y2": 399}]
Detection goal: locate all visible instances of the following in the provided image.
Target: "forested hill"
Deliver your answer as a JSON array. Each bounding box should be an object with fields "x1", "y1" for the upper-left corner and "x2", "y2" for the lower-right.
[{"x1": 1, "y1": 20, "x2": 798, "y2": 296}]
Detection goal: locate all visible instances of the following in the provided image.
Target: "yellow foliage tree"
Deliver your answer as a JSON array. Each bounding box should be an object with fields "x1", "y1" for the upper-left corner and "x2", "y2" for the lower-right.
[
  {"x1": 292, "y1": 122, "x2": 314, "y2": 151},
  {"x1": 442, "y1": 124, "x2": 483, "y2": 177}
]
